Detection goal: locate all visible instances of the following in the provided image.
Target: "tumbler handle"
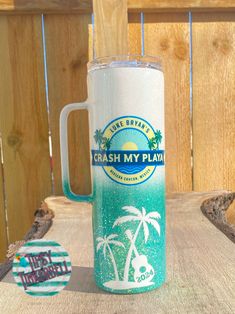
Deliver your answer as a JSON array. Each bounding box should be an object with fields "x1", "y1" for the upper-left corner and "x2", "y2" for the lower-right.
[{"x1": 60, "y1": 102, "x2": 93, "y2": 202}]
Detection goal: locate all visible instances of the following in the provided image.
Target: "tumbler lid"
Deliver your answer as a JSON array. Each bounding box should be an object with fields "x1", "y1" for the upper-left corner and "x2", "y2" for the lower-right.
[{"x1": 88, "y1": 55, "x2": 162, "y2": 72}]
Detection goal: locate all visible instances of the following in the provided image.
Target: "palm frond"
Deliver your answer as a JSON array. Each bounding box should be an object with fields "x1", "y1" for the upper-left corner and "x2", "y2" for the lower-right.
[
  {"x1": 96, "y1": 237, "x2": 104, "y2": 242},
  {"x1": 113, "y1": 215, "x2": 140, "y2": 227},
  {"x1": 96, "y1": 241, "x2": 104, "y2": 252},
  {"x1": 122, "y1": 206, "x2": 142, "y2": 217},
  {"x1": 143, "y1": 221, "x2": 149, "y2": 243},
  {"x1": 108, "y1": 240, "x2": 125, "y2": 248},
  {"x1": 146, "y1": 218, "x2": 161, "y2": 236},
  {"x1": 107, "y1": 234, "x2": 118, "y2": 240},
  {"x1": 146, "y1": 211, "x2": 161, "y2": 219},
  {"x1": 142, "y1": 207, "x2": 146, "y2": 217},
  {"x1": 125, "y1": 229, "x2": 133, "y2": 240}
]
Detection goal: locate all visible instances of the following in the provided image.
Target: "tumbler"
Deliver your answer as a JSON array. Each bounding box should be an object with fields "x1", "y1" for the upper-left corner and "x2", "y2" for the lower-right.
[{"x1": 60, "y1": 55, "x2": 165, "y2": 294}]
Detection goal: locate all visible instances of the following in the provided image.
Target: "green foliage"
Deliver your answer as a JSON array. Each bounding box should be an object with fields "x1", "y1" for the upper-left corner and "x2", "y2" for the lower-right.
[
  {"x1": 102, "y1": 137, "x2": 112, "y2": 150},
  {"x1": 148, "y1": 129, "x2": 162, "y2": 150},
  {"x1": 94, "y1": 129, "x2": 112, "y2": 150},
  {"x1": 94, "y1": 129, "x2": 104, "y2": 150},
  {"x1": 148, "y1": 137, "x2": 156, "y2": 150},
  {"x1": 154, "y1": 130, "x2": 162, "y2": 149}
]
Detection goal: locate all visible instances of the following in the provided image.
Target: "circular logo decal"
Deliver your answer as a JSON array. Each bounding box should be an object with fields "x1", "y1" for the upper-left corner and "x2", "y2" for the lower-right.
[
  {"x1": 92, "y1": 116, "x2": 164, "y2": 185},
  {"x1": 12, "y1": 239, "x2": 71, "y2": 297}
]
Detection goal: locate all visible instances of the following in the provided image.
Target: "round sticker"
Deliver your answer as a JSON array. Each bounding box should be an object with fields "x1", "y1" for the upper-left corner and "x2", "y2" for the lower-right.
[{"x1": 12, "y1": 239, "x2": 71, "y2": 297}]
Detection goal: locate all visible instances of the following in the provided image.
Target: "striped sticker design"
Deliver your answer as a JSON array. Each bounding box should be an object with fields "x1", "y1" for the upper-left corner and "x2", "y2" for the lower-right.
[{"x1": 12, "y1": 239, "x2": 71, "y2": 297}]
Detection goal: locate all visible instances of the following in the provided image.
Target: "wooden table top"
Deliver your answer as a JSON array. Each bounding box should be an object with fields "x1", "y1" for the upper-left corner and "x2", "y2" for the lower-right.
[{"x1": 0, "y1": 192, "x2": 235, "y2": 314}]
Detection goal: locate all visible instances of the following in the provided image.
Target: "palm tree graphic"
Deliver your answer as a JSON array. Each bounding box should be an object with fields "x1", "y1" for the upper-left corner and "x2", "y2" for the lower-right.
[
  {"x1": 96, "y1": 234, "x2": 124, "y2": 281},
  {"x1": 102, "y1": 137, "x2": 112, "y2": 150},
  {"x1": 154, "y1": 130, "x2": 162, "y2": 149},
  {"x1": 147, "y1": 130, "x2": 162, "y2": 150},
  {"x1": 94, "y1": 129, "x2": 103, "y2": 149},
  {"x1": 148, "y1": 137, "x2": 156, "y2": 150},
  {"x1": 113, "y1": 206, "x2": 161, "y2": 282}
]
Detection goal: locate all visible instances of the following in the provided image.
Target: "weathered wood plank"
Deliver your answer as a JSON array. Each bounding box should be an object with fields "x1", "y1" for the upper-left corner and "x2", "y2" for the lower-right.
[
  {"x1": 0, "y1": 15, "x2": 52, "y2": 243},
  {"x1": 0, "y1": 147, "x2": 8, "y2": 262},
  {"x1": 192, "y1": 13, "x2": 235, "y2": 191},
  {"x1": 144, "y1": 13, "x2": 192, "y2": 192},
  {"x1": 0, "y1": 0, "x2": 92, "y2": 13},
  {"x1": 128, "y1": 13, "x2": 141, "y2": 55},
  {"x1": 44, "y1": 14, "x2": 92, "y2": 195},
  {"x1": 1, "y1": 191, "x2": 235, "y2": 313},
  {"x1": 93, "y1": 0, "x2": 128, "y2": 57},
  {"x1": 0, "y1": 0, "x2": 235, "y2": 13},
  {"x1": 128, "y1": 0, "x2": 235, "y2": 12}
]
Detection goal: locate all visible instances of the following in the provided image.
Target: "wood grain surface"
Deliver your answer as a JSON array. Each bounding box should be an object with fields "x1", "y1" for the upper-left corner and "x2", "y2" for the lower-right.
[
  {"x1": 0, "y1": 0, "x2": 235, "y2": 13},
  {"x1": 128, "y1": 13, "x2": 141, "y2": 55},
  {"x1": 144, "y1": 13, "x2": 192, "y2": 192},
  {"x1": 192, "y1": 13, "x2": 235, "y2": 191},
  {"x1": 44, "y1": 14, "x2": 92, "y2": 195},
  {"x1": 93, "y1": 0, "x2": 128, "y2": 57},
  {"x1": 0, "y1": 2, "x2": 235, "y2": 265},
  {"x1": 0, "y1": 151, "x2": 8, "y2": 262},
  {"x1": 0, "y1": 0, "x2": 92, "y2": 13},
  {"x1": 127, "y1": 0, "x2": 235, "y2": 12},
  {"x1": 1, "y1": 191, "x2": 235, "y2": 313},
  {"x1": 0, "y1": 15, "x2": 52, "y2": 244}
]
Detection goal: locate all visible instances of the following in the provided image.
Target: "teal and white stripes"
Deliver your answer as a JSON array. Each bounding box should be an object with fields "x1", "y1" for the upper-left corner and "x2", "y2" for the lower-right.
[{"x1": 12, "y1": 239, "x2": 71, "y2": 297}]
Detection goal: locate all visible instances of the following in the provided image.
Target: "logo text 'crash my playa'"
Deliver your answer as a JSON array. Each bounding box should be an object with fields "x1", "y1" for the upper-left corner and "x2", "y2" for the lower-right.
[
  {"x1": 92, "y1": 151, "x2": 164, "y2": 165},
  {"x1": 92, "y1": 116, "x2": 165, "y2": 185}
]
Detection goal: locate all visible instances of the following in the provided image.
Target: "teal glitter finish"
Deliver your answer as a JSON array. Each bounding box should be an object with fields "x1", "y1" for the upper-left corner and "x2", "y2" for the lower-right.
[{"x1": 92, "y1": 169, "x2": 166, "y2": 294}]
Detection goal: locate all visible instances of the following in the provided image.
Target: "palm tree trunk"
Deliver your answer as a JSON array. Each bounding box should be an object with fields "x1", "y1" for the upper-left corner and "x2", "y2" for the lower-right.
[
  {"x1": 123, "y1": 222, "x2": 142, "y2": 282},
  {"x1": 107, "y1": 245, "x2": 119, "y2": 281}
]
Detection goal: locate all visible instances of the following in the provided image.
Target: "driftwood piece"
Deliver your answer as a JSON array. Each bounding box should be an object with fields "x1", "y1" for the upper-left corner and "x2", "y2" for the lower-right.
[
  {"x1": 201, "y1": 192, "x2": 235, "y2": 243},
  {"x1": 0, "y1": 261, "x2": 12, "y2": 282},
  {"x1": 0, "y1": 202, "x2": 54, "y2": 280},
  {"x1": 0, "y1": 191, "x2": 234, "y2": 314},
  {"x1": 226, "y1": 200, "x2": 235, "y2": 225}
]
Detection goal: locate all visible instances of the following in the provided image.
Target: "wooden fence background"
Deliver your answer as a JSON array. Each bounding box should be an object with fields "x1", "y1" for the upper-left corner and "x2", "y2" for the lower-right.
[{"x1": 0, "y1": 0, "x2": 234, "y2": 261}]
